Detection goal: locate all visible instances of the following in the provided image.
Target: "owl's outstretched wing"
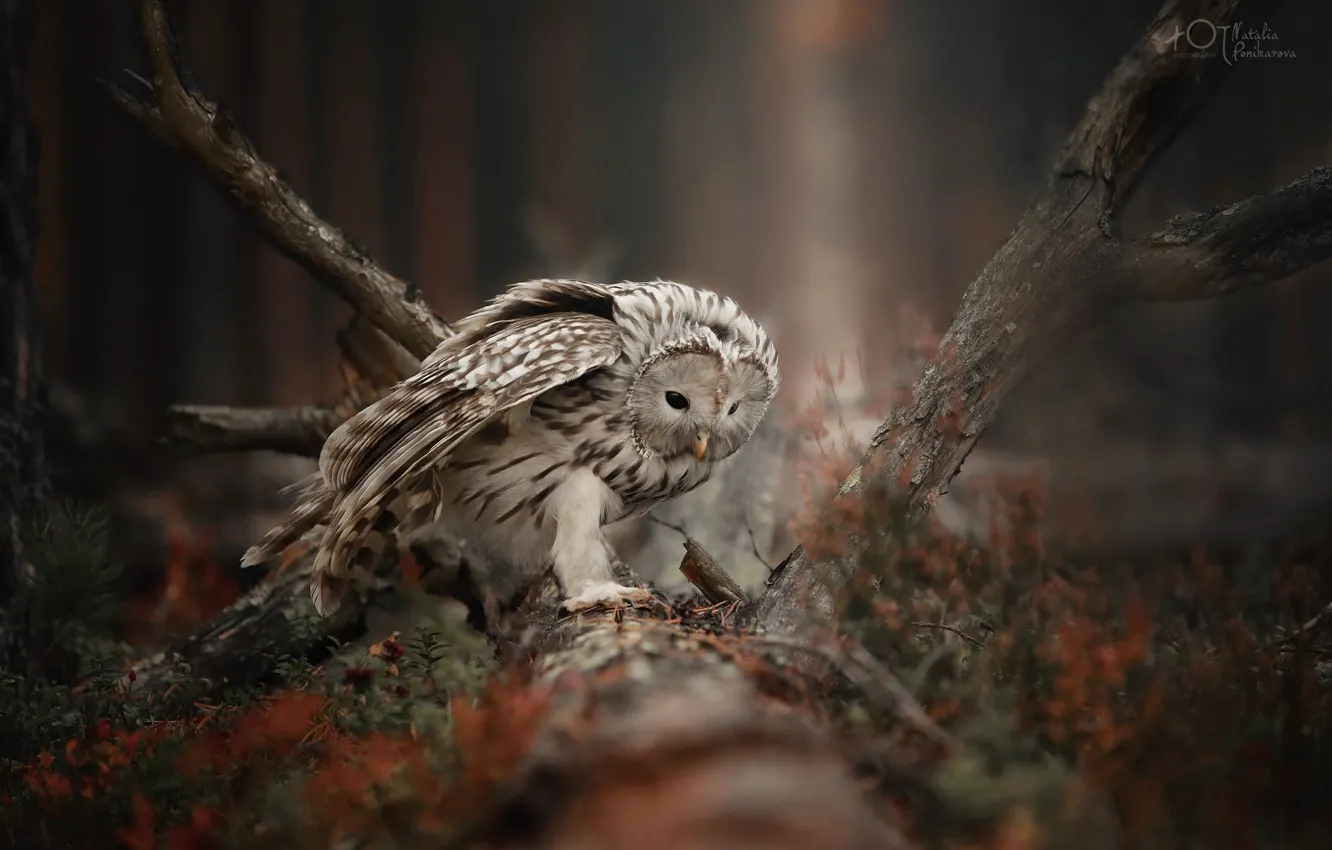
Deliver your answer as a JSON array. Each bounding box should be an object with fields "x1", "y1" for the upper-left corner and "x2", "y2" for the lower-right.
[
  {"x1": 321, "y1": 278, "x2": 619, "y2": 491},
  {"x1": 309, "y1": 311, "x2": 624, "y2": 614}
]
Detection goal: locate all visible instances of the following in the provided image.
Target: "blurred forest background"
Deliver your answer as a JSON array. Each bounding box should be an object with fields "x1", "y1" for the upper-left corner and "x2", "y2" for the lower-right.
[{"x1": 25, "y1": 0, "x2": 1332, "y2": 623}]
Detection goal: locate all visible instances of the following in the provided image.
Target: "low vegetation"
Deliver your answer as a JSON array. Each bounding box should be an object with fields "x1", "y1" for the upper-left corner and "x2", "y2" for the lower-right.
[{"x1": 4, "y1": 447, "x2": 1331, "y2": 850}]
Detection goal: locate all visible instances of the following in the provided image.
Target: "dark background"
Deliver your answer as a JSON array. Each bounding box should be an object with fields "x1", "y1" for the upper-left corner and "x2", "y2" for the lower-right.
[{"x1": 28, "y1": 0, "x2": 1332, "y2": 571}]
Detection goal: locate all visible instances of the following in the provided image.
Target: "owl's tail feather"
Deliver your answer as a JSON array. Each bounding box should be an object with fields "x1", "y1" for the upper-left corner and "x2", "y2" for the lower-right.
[
  {"x1": 240, "y1": 472, "x2": 336, "y2": 568},
  {"x1": 310, "y1": 566, "x2": 374, "y2": 620},
  {"x1": 309, "y1": 481, "x2": 442, "y2": 616}
]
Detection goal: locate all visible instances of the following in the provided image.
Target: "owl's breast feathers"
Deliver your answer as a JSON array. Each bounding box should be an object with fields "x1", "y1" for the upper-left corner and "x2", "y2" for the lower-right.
[{"x1": 522, "y1": 369, "x2": 712, "y2": 520}]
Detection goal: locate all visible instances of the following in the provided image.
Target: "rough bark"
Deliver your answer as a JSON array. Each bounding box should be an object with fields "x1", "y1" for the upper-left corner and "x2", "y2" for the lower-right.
[
  {"x1": 478, "y1": 609, "x2": 922, "y2": 850},
  {"x1": 161, "y1": 403, "x2": 345, "y2": 457},
  {"x1": 1130, "y1": 165, "x2": 1332, "y2": 301},
  {"x1": 0, "y1": 0, "x2": 45, "y2": 607},
  {"x1": 110, "y1": 0, "x2": 1332, "y2": 845}
]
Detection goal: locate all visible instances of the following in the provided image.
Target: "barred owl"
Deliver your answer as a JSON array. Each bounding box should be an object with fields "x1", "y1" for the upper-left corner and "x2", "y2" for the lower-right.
[{"x1": 242, "y1": 279, "x2": 780, "y2": 615}]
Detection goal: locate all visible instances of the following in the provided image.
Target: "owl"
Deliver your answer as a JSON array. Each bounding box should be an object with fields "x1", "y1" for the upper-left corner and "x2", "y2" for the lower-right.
[{"x1": 242, "y1": 278, "x2": 781, "y2": 615}]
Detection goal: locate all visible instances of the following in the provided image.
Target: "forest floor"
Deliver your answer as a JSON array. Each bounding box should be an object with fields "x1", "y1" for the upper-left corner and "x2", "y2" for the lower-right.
[{"x1": 4, "y1": 485, "x2": 1332, "y2": 850}]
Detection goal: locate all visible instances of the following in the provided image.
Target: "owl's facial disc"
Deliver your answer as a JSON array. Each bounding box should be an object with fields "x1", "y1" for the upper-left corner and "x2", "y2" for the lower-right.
[
  {"x1": 707, "y1": 354, "x2": 775, "y2": 461},
  {"x1": 629, "y1": 351, "x2": 725, "y2": 459}
]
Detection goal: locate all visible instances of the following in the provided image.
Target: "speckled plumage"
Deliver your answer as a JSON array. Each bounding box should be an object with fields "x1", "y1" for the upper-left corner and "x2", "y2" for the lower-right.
[{"x1": 242, "y1": 279, "x2": 780, "y2": 615}]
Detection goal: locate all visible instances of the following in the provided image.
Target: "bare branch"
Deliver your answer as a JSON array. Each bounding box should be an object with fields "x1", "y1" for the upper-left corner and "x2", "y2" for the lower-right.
[
  {"x1": 161, "y1": 404, "x2": 345, "y2": 457},
  {"x1": 107, "y1": 0, "x2": 451, "y2": 360},
  {"x1": 1128, "y1": 164, "x2": 1332, "y2": 301}
]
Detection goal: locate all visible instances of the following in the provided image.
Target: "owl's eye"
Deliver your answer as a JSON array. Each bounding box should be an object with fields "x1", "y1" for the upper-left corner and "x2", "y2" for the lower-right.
[
  {"x1": 664, "y1": 391, "x2": 690, "y2": 410},
  {"x1": 727, "y1": 401, "x2": 739, "y2": 415}
]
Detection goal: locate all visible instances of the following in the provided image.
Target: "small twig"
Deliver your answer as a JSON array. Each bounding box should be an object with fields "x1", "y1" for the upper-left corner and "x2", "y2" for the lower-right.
[
  {"x1": 648, "y1": 512, "x2": 757, "y2": 599},
  {"x1": 678, "y1": 537, "x2": 750, "y2": 606},
  {"x1": 647, "y1": 512, "x2": 689, "y2": 538},
  {"x1": 754, "y1": 633, "x2": 951, "y2": 750},
  {"x1": 743, "y1": 516, "x2": 774, "y2": 571},
  {"x1": 910, "y1": 620, "x2": 985, "y2": 649}
]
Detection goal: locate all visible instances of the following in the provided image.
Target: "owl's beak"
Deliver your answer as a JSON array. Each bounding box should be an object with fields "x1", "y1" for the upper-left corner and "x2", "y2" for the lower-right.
[{"x1": 692, "y1": 430, "x2": 710, "y2": 460}]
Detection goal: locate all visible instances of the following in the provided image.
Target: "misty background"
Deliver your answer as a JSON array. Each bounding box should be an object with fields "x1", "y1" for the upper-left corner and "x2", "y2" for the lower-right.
[{"x1": 27, "y1": 0, "x2": 1332, "y2": 579}]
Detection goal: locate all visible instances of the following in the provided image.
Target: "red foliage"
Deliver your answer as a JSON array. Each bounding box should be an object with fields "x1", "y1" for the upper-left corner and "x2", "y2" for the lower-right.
[
  {"x1": 165, "y1": 806, "x2": 224, "y2": 850},
  {"x1": 304, "y1": 733, "x2": 447, "y2": 837},
  {"x1": 178, "y1": 691, "x2": 328, "y2": 779},
  {"x1": 449, "y1": 677, "x2": 551, "y2": 794},
  {"x1": 122, "y1": 532, "x2": 240, "y2": 644},
  {"x1": 119, "y1": 794, "x2": 156, "y2": 850},
  {"x1": 22, "y1": 724, "x2": 168, "y2": 808},
  {"x1": 296, "y1": 676, "x2": 552, "y2": 840}
]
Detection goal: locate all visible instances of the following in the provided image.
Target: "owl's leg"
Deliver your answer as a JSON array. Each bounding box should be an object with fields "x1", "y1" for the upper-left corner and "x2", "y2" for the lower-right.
[{"x1": 550, "y1": 469, "x2": 654, "y2": 613}]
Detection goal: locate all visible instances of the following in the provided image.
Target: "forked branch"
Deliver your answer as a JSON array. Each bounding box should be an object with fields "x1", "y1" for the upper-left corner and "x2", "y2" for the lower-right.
[{"x1": 755, "y1": 0, "x2": 1332, "y2": 635}]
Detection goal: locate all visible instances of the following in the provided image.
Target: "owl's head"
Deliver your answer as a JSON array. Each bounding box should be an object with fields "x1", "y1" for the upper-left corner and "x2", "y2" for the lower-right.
[{"x1": 626, "y1": 327, "x2": 778, "y2": 462}]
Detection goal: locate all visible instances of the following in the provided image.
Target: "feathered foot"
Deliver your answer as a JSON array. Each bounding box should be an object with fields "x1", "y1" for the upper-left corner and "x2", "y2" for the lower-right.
[{"x1": 560, "y1": 581, "x2": 655, "y2": 613}]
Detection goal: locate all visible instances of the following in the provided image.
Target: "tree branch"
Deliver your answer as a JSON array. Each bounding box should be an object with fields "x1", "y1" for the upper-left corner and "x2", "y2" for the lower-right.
[
  {"x1": 160, "y1": 404, "x2": 347, "y2": 457},
  {"x1": 158, "y1": 317, "x2": 427, "y2": 460},
  {"x1": 106, "y1": 0, "x2": 452, "y2": 360},
  {"x1": 1127, "y1": 164, "x2": 1332, "y2": 301},
  {"x1": 755, "y1": 0, "x2": 1315, "y2": 635}
]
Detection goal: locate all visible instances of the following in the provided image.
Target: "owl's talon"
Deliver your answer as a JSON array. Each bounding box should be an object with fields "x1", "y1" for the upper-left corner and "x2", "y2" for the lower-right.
[{"x1": 560, "y1": 582, "x2": 654, "y2": 613}]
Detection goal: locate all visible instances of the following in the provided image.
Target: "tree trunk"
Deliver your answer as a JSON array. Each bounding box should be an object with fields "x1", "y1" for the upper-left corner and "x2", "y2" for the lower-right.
[{"x1": 0, "y1": 0, "x2": 45, "y2": 609}]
